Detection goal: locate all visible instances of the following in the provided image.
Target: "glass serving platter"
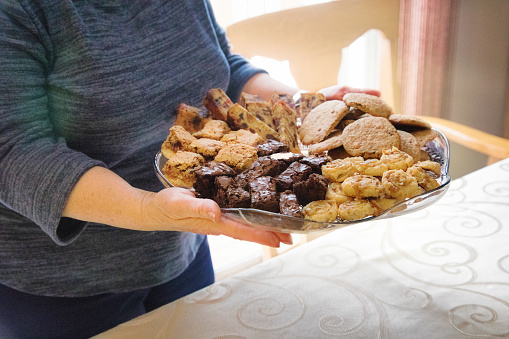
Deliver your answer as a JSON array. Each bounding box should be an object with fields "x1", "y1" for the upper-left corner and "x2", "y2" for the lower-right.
[{"x1": 154, "y1": 128, "x2": 451, "y2": 234}]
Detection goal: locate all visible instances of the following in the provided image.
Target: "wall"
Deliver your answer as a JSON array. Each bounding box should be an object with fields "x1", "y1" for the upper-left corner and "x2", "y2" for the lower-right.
[{"x1": 444, "y1": 0, "x2": 509, "y2": 178}]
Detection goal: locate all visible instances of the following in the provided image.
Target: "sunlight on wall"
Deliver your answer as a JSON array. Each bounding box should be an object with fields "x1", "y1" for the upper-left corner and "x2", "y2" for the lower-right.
[
  {"x1": 249, "y1": 30, "x2": 386, "y2": 92},
  {"x1": 211, "y1": 0, "x2": 334, "y2": 27},
  {"x1": 211, "y1": 1, "x2": 385, "y2": 91}
]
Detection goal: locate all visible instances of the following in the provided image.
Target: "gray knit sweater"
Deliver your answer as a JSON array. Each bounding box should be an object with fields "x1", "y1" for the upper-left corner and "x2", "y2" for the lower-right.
[{"x1": 0, "y1": 0, "x2": 265, "y2": 297}]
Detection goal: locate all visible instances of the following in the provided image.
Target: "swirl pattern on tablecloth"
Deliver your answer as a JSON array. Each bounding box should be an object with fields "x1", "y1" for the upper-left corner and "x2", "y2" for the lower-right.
[{"x1": 185, "y1": 283, "x2": 232, "y2": 304}]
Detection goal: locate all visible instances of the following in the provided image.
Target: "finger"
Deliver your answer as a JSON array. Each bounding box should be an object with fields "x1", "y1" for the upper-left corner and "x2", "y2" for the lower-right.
[
  {"x1": 176, "y1": 195, "x2": 221, "y2": 223},
  {"x1": 274, "y1": 232, "x2": 293, "y2": 246},
  {"x1": 218, "y1": 216, "x2": 284, "y2": 247},
  {"x1": 342, "y1": 87, "x2": 381, "y2": 99}
]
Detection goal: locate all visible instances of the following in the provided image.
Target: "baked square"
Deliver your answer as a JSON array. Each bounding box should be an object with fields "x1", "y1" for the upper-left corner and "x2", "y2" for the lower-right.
[{"x1": 162, "y1": 151, "x2": 205, "y2": 188}]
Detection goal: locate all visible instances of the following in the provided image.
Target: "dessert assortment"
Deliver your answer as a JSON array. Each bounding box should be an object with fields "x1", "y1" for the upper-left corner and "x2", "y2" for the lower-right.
[{"x1": 158, "y1": 88, "x2": 448, "y2": 227}]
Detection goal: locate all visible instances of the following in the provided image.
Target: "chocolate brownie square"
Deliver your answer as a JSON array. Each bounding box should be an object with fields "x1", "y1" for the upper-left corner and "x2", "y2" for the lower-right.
[
  {"x1": 299, "y1": 155, "x2": 331, "y2": 174},
  {"x1": 249, "y1": 176, "x2": 279, "y2": 213},
  {"x1": 235, "y1": 156, "x2": 287, "y2": 189},
  {"x1": 270, "y1": 152, "x2": 304, "y2": 165},
  {"x1": 279, "y1": 190, "x2": 303, "y2": 218},
  {"x1": 213, "y1": 176, "x2": 250, "y2": 208},
  {"x1": 274, "y1": 161, "x2": 313, "y2": 191},
  {"x1": 193, "y1": 162, "x2": 236, "y2": 199},
  {"x1": 293, "y1": 173, "x2": 329, "y2": 205},
  {"x1": 257, "y1": 140, "x2": 289, "y2": 157}
]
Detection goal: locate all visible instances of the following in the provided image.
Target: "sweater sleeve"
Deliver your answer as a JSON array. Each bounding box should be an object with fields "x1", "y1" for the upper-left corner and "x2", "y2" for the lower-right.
[
  {"x1": 203, "y1": 0, "x2": 268, "y2": 102},
  {"x1": 0, "y1": 2, "x2": 106, "y2": 245}
]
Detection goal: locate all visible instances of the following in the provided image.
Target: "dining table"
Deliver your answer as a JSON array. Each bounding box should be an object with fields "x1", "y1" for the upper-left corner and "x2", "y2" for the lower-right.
[{"x1": 95, "y1": 158, "x2": 509, "y2": 338}]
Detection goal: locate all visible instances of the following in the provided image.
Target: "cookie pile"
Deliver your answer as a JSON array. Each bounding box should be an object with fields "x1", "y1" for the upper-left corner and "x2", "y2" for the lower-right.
[{"x1": 160, "y1": 88, "x2": 443, "y2": 223}]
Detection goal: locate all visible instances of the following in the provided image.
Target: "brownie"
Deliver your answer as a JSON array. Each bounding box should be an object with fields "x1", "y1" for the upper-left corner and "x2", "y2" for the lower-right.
[
  {"x1": 274, "y1": 161, "x2": 313, "y2": 191},
  {"x1": 193, "y1": 162, "x2": 236, "y2": 199},
  {"x1": 270, "y1": 152, "x2": 304, "y2": 165},
  {"x1": 213, "y1": 176, "x2": 250, "y2": 208},
  {"x1": 235, "y1": 156, "x2": 287, "y2": 189},
  {"x1": 293, "y1": 173, "x2": 329, "y2": 205},
  {"x1": 249, "y1": 176, "x2": 279, "y2": 213},
  {"x1": 257, "y1": 139, "x2": 289, "y2": 156},
  {"x1": 299, "y1": 155, "x2": 331, "y2": 174},
  {"x1": 279, "y1": 190, "x2": 303, "y2": 218}
]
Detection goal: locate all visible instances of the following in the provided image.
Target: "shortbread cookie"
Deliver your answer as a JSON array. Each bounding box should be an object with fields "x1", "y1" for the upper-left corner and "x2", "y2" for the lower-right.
[
  {"x1": 272, "y1": 101, "x2": 300, "y2": 153},
  {"x1": 299, "y1": 100, "x2": 349, "y2": 145},
  {"x1": 382, "y1": 169, "x2": 424, "y2": 200},
  {"x1": 226, "y1": 104, "x2": 279, "y2": 141},
  {"x1": 214, "y1": 143, "x2": 258, "y2": 173},
  {"x1": 303, "y1": 200, "x2": 337, "y2": 222},
  {"x1": 162, "y1": 151, "x2": 205, "y2": 188},
  {"x1": 380, "y1": 147, "x2": 414, "y2": 171},
  {"x1": 189, "y1": 138, "x2": 224, "y2": 158},
  {"x1": 389, "y1": 114, "x2": 431, "y2": 130},
  {"x1": 341, "y1": 174, "x2": 382, "y2": 198},
  {"x1": 337, "y1": 199, "x2": 378, "y2": 221},
  {"x1": 308, "y1": 130, "x2": 343, "y2": 155},
  {"x1": 371, "y1": 194, "x2": 398, "y2": 212},
  {"x1": 355, "y1": 159, "x2": 388, "y2": 176},
  {"x1": 407, "y1": 165, "x2": 440, "y2": 191},
  {"x1": 299, "y1": 92, "x2": 326, "y2": 120},
  {"x1": 193, "y1": 120, "x2": 231, "y2": 140},
  {"x1": 203, "y1": 88, "x2": 234, "y2": 121},
  {"x1": 174, "y1": 103, "x2": 212, "y2": 134},
  {"x1": 161, "y1": 125, "x2": 196, "y2": 159},
  {"x1": 325, "y1": 182, "x2": 351, "y2": 204},
  {"x1": 341, "y1": 116, "x2": 400, "y2": 158},
  {"x1": 321, "y1": 157, "x2": 363, "y2": 182},
  {"x1": 413, "y1": 160, "x2": 441, "y2": 176},
  {"x1": 397, "y1": 130, "x2": 421, "y2": 162},
  {"x1": 411, "y1": 129, "x2": 438, "y2": 147},
  {"x1": 220, "y1": 129, "x2": 264, "y2": 147},
  {"x1": 342, "y1": 93, "x2": 394, "y2": 118}
]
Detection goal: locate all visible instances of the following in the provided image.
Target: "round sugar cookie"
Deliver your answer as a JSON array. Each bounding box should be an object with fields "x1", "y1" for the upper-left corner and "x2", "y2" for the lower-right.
[
  {"x1": 341, "y1": 116, "x2": 400, "y2": 159},
  {"x1": 308, "y1": 130, "x2": 343, "y2": 155},
  {"x1": 343, "y1": 93, "x2": 394, "y2": 118},
  {"x1": 411, "y1": 129, "x2": 438, "y2": 147},
  {"x1": 299, "y1": 100, "x2": 349, "y2": 145},
  {"x1": 397, "y1": 130, "x2": 421, "y2": 162},
  {"x1": 389, "y1": 114, "x2": 431, "y2": 130}
]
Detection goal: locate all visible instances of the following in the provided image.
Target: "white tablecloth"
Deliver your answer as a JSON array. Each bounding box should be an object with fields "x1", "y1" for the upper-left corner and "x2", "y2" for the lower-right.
[{"x1": 97, "y1": 159, "x2": 509, "y2": 338}]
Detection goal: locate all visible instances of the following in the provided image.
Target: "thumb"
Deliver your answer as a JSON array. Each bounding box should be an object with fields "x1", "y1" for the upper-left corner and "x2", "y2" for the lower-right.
[{"x1": 189, "y1": 198, "x2": 222, "y2": 223}]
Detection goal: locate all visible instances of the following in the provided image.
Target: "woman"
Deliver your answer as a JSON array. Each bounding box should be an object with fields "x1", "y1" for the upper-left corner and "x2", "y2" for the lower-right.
[{"x1": 0, "y1": 1, "x2": 378, "y2": 337}]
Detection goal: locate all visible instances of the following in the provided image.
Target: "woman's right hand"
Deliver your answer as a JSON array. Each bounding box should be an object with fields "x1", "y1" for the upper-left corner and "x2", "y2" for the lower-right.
[
  {"x1": 63, "y1": 166, "x2": 292, "y2": 248},
  {"x1": 140, "y1": 187, "x2": 293, "y2": 248}
]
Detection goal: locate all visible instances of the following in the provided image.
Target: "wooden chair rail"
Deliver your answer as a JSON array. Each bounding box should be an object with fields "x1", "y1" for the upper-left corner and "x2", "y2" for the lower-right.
[{"x1": 422, "y1": 116, "x2": 509, "y2": 164}]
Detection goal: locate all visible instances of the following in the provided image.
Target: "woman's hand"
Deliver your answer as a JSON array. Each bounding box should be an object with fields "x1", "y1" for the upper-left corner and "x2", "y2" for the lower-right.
[
  {"x1": 318, "y1": 85, "x2": 381, "y2": 101},
  {"x1": 141, "y1": 187, "x2": 293, "y2": 247},
  {"x1": 63, "y1": 166, "x2": 292, "y2": 248}
]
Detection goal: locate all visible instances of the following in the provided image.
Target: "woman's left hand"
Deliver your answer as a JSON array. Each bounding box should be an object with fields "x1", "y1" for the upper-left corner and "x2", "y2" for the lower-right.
[{"x1": 318, "y1": 85, "x2": 381, "y2": 101}]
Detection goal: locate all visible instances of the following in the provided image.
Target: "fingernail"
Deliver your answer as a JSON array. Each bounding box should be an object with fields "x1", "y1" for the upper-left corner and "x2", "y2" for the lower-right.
[
  {"x1": 208, "y1": 212, "x2": 217, "y2": 222},
  {"x1": 282, "y1": 239, "x2": 293, "y2": 246}
]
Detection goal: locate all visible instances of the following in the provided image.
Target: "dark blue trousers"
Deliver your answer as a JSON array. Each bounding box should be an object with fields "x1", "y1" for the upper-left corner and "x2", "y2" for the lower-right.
[{"x1": 0, "y1": 238, "x2": 214, "y2": 339}]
